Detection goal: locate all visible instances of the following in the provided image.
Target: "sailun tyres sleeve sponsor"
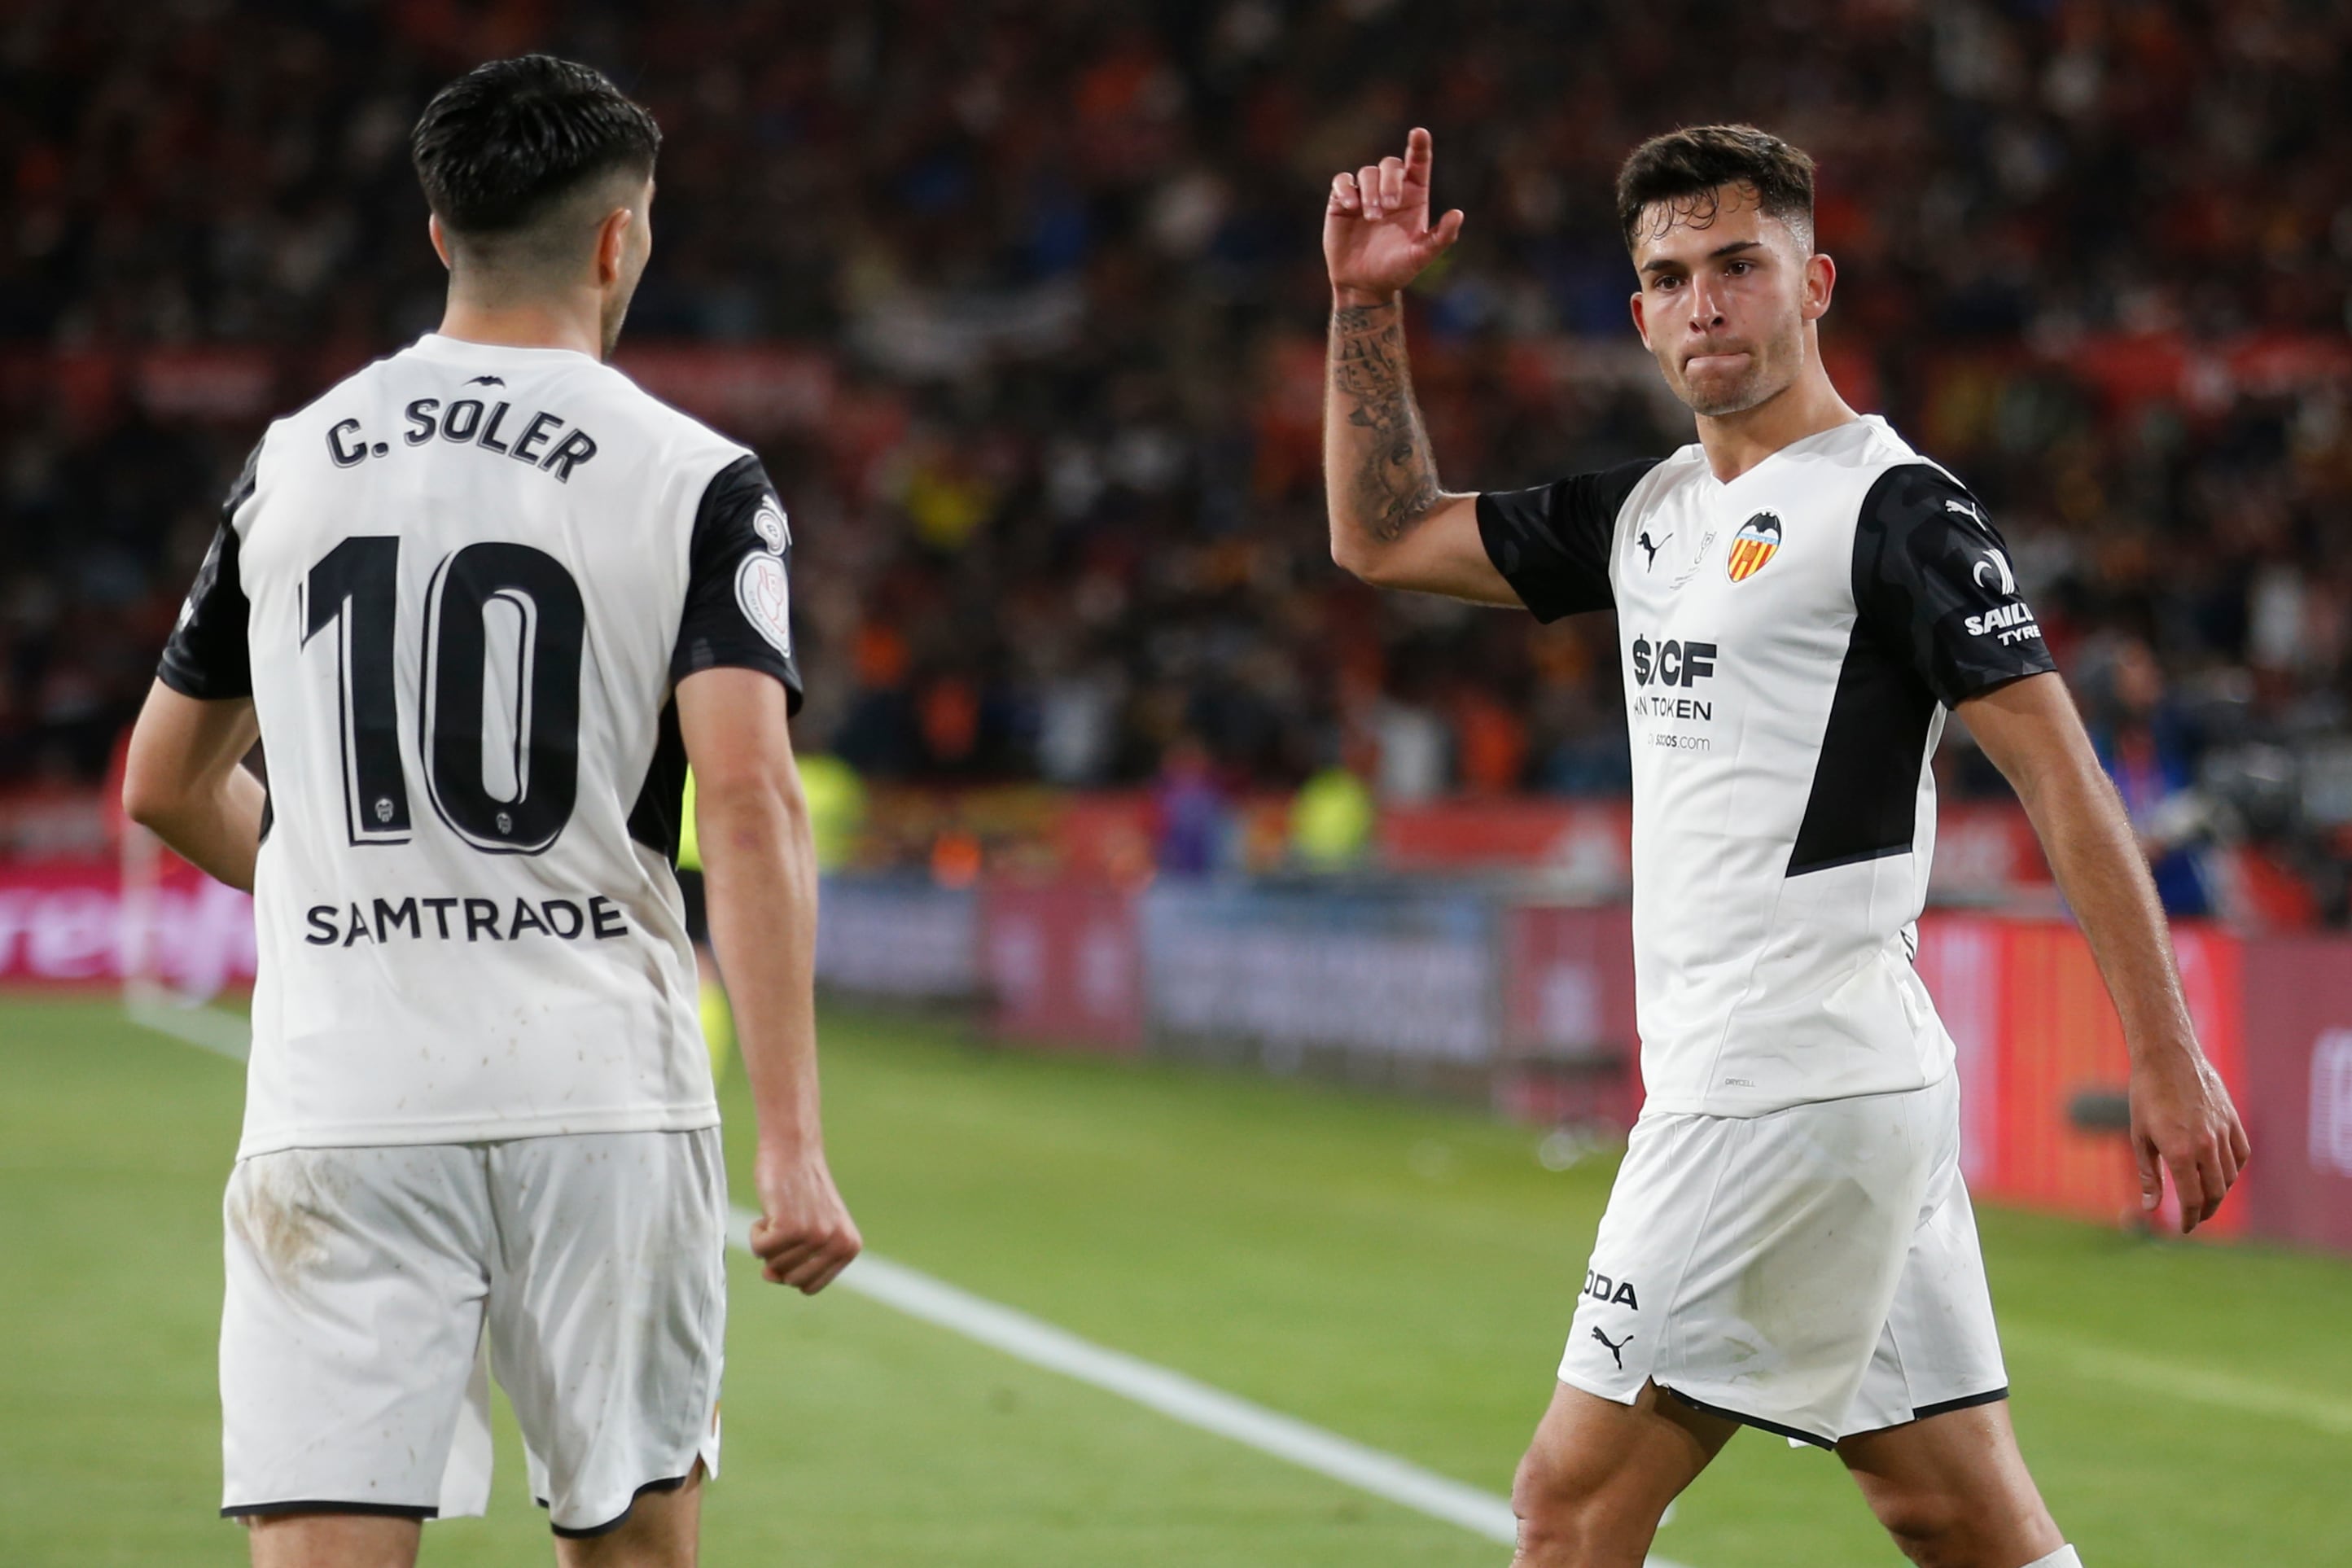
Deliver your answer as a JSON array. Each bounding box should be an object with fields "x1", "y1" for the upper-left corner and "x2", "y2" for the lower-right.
[
  {"x1": 1850, "y1": 463, "x2": 2056, "y2": 707},
  {"x1": 1476, "y1": 458, "x2": 1661, "y2": 623},
  {"x1": 672, "y1": 453, "x2": 803, "y2": 712}
]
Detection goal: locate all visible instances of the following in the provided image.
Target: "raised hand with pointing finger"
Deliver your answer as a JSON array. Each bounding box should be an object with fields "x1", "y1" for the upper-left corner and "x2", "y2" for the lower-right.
[
  {"x1": 1325, "y1": 126, "x2": 1465, "y2": 306},
  {"x1": 1317, "y1": 126, "x2": 1517, "y2": 606}
]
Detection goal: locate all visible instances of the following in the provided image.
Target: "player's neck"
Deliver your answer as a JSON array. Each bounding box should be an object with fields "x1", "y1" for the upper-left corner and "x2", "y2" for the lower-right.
[
  {"x1": 1693, "y1": 365, "x2": 1857, "y2": 484},
  {"x1": 436, "y1": 294, "x2": 606, "y2": 361}
]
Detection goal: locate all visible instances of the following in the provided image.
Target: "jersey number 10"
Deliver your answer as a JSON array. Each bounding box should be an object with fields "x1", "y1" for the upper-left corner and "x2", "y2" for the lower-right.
[{"x1": 302, "y1": 536, "x2": 585, "y2": 855}]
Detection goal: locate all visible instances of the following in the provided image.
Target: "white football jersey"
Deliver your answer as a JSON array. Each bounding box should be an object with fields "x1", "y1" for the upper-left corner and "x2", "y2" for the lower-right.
[
  {"x1": 161, "y1": 334, "x2": 801, "y2": 1157},
  {"x1": 1480, "y1": 417, "x2": 2056, "y2": 1117}
]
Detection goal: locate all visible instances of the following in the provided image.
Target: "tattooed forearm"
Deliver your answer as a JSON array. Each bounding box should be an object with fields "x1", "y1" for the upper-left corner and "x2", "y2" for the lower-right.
[{"x1": 1328, "y1": 301, "x2": 1442, "y2": 543}]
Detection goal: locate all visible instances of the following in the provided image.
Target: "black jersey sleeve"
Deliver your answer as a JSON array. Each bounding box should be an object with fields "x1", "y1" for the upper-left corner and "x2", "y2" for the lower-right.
[
  {"x1": 672, "y1": 453, "x2": 803, "y2": 713},
  {"x1": 1474, "y1": 458, "x2": 1659, "y2": 622},
  {"x1": 1851, "y1": 463, "x2": 2056, "y2": 707},
  {"x1": 156, "y1": 442, "x2": 261, "y2": 700}
]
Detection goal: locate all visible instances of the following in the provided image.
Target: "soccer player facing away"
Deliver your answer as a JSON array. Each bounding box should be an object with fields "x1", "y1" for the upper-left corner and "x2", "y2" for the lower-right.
[
  {"x1": 122, "y1": 56, "x2": 860, "y2": 1566},
  {"x1": 1323, "y1": 126, "x2": 2249, "y2": 1568}
]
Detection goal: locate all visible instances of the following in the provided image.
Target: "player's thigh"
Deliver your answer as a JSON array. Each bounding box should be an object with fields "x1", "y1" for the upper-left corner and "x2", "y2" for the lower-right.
[
  {"x1": 222, "y1": 1145, "x2": 494, "y2": 1521},
  {"x1": 1838, "y1": 1399, "x2": 2061, "y2": 1566},
  {"x1": 1513, "y1": 1378, "x2": 1737, "y2": 1562},
  {"x1": 246, "y1": 1512, "x2": 423, "y2": 1568},
  {"x1": 554, "y1": 1464, "x2": 704, "y2": 1568},
  {"x1": 1566, "y1": 1089, "x2": 1943, "y2": 1451},
  {"x1": 486, "y1": 1128, "x2": 729, "y2": 1537}
]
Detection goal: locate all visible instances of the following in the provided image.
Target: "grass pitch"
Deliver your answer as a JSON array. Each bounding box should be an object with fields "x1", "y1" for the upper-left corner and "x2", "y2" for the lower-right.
[{"x1": 2, "y1": 992, "x2": 2347, "y2": 1565}]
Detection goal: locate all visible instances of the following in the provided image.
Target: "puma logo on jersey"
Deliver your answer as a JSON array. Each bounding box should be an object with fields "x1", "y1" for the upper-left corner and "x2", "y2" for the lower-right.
[
  {"x1": 1636, "y1": 530, "x2": 1671, "y2": 571},
  {"x1": 1945, "y1": 497, "x2": 1987, "y2": 527},
  {"x1": 1591, "y1": 1327, "x2": 1632, "y2": 1369}
]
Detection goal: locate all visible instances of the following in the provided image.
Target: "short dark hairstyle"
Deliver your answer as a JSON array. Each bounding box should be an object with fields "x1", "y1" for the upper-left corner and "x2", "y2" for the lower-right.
[
  {"x1": 1615, "y1": 125, "x2": 1815, "y2": 256},
  {"x1": 410, "y1": 55, "x2": 660, "y2": 238}
]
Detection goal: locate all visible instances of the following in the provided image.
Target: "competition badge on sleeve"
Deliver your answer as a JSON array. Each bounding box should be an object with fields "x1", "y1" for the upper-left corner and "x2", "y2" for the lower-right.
[
  {"x1": 1727, "y1": 511, "x2": 1782, "y2": 582},
  {"x1": 736, "y1": 553, "x2": 793, "y2": 656},
  {"x1": 751, "y1": 497, "x2": 790, "y2": 554}
]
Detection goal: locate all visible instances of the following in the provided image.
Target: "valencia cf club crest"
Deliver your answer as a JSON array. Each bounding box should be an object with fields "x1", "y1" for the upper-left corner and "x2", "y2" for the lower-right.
[{"x1": 1727, "y1": 511, "x2": 1782, "y2": 582}]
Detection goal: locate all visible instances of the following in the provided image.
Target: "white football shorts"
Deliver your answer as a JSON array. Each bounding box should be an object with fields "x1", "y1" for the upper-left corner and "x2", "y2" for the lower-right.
[
  {"x1": 220, "y1": 1128, "x2": 727, "y2": 1535},
  {"x1": 1558, "y1": 1071, "x2": 2005, "y2": 1446}
]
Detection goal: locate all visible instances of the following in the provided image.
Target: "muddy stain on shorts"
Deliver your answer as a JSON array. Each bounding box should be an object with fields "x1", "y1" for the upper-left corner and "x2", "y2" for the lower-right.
[{"x1": 229, "y1": 1151, "x2": 348, "y2": 1288}]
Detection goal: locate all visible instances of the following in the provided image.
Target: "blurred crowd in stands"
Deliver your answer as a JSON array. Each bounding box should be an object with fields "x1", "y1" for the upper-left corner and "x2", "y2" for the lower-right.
[{"x1": 3, "y1": 1, "x2": 2350, "y2": 917}]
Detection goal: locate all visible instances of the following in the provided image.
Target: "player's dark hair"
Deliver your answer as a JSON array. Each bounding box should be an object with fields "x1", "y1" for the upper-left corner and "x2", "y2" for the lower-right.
[
  {"x1": 410, "y1": 55, "x2": 660, "y2": 239},
  {"x1": 1615, "y1": 125, "x2": 1815, "y2": 256}
]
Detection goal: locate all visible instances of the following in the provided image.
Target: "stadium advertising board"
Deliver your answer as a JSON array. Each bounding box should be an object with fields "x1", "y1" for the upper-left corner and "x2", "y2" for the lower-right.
[
  {"x1": 812, "y1": 876, "x2": 978, "y2": 1001},
  {"x1": 1377, "y1": 799, "x2": 1632, "y2": 891},
  {"x1": 12, "y1": 852, "x2": 2339, "y2": 1255},
  {"x1": 1140, "y1": 884, "x2": 1496, "y2": 1064},
  {"x1": 1923, "y1": 804, "x2": 2050, "y2": 903},
  {"x1": 0, "y1": 861, "x2": 255, "y2": 993},
  {"x1": 2240, "y1": 936, "x2": 2352, "y2": 1253},
  {"x1": 1912, "y1": 914, "x2": 2008, "y2": 1185},
  {"x1": 1497, "y1": 905, "x2": 1636, "y2": 1058},
  {"x1": 1496, "y1": 903, "x2": 1640, "y2": 1128},
  {"x1": 1970, "y1": 919, "x2": 2248, "y2": 1237},
  {"x1": 979, "y1": 878, "x2": 1143, "y2": 1050}
]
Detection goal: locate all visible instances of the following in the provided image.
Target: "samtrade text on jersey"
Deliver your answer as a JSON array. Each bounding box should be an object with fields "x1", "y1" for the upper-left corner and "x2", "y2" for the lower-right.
[{"x1": 303, "y1": 893, "x2": 633, "y2": 947}]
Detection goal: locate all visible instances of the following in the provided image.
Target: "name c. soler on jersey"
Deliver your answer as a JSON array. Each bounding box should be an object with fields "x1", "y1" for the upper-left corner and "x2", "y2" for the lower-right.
[{"x1": 322, "y1": 388, "x2": 602, "y2": 481}]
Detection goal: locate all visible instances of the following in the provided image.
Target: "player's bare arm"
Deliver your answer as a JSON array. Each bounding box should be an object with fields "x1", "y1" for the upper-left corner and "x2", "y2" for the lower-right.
[
  {"x1": 122, "y1": 682, "x2": 264, "y2": 893},
  {"x1": 1321, "y1": 128, "x2": 1513, "y2": 603},
  {"x1": 1961, "y1": 672, "x2": 2251, "y2": 1231},
  {"x1": 676, "y1": 666, "x2": 862, "y2": 1293}
]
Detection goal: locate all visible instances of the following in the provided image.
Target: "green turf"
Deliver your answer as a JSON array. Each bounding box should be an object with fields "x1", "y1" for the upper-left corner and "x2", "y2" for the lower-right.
[{"x1": 2, "y1": 993, "x2": 2348, "y2": 1565}]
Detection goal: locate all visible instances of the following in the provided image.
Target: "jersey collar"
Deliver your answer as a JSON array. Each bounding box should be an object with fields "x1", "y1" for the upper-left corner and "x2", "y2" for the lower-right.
[
  {"x1": 1706, "y1": 414, "x2": 1884, "y2": 492},
  {"x1": 408, "y1": 332, "x2": 602, "y2": 367}
]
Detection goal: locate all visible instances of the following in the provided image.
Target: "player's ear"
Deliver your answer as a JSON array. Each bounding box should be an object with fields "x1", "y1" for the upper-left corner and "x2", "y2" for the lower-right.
[
  {"x1": 1802, "y1": 251, "x2": 1836, "y2": 322},
  {"x1": 427, "y1": 214, "x2": 453, "y2": 273},
  {"x1": 593, "y1": 208, "x2": 633, "y2": 287},
  {"x1": 1629, "y1": 288, "x2": 1652, "y2": 348}
]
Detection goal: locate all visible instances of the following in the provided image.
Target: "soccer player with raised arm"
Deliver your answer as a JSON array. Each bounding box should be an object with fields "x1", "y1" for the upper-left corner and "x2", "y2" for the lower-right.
[
  {"x1": 1322, "y1": 125, "x2": 2249, "y2": 1568},
  {"x1": 122, "y1": 56, "x2": 859, "y2": 1567}
]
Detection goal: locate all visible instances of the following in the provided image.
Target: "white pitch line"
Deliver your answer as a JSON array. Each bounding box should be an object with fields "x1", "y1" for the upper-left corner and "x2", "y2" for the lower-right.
[
  {"x1": 2004, "y1": 1321, "x2": 2352, "y2": 1438},
  {"x1": 123, "y1": 1003, "x2": 1695, "y2": 1559},
  {"x1": 125, "y1": 989, "x2": 253, "y2": 1061},
  {"x1": 732, "y1": 1207, "x2": 1543, "y2": 1550}
]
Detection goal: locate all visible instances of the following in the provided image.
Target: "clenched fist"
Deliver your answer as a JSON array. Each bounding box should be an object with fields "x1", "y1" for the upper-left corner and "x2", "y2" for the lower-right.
[{"x1": 750, "y1": 1140, "x2": 862, "y2": 1294}]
